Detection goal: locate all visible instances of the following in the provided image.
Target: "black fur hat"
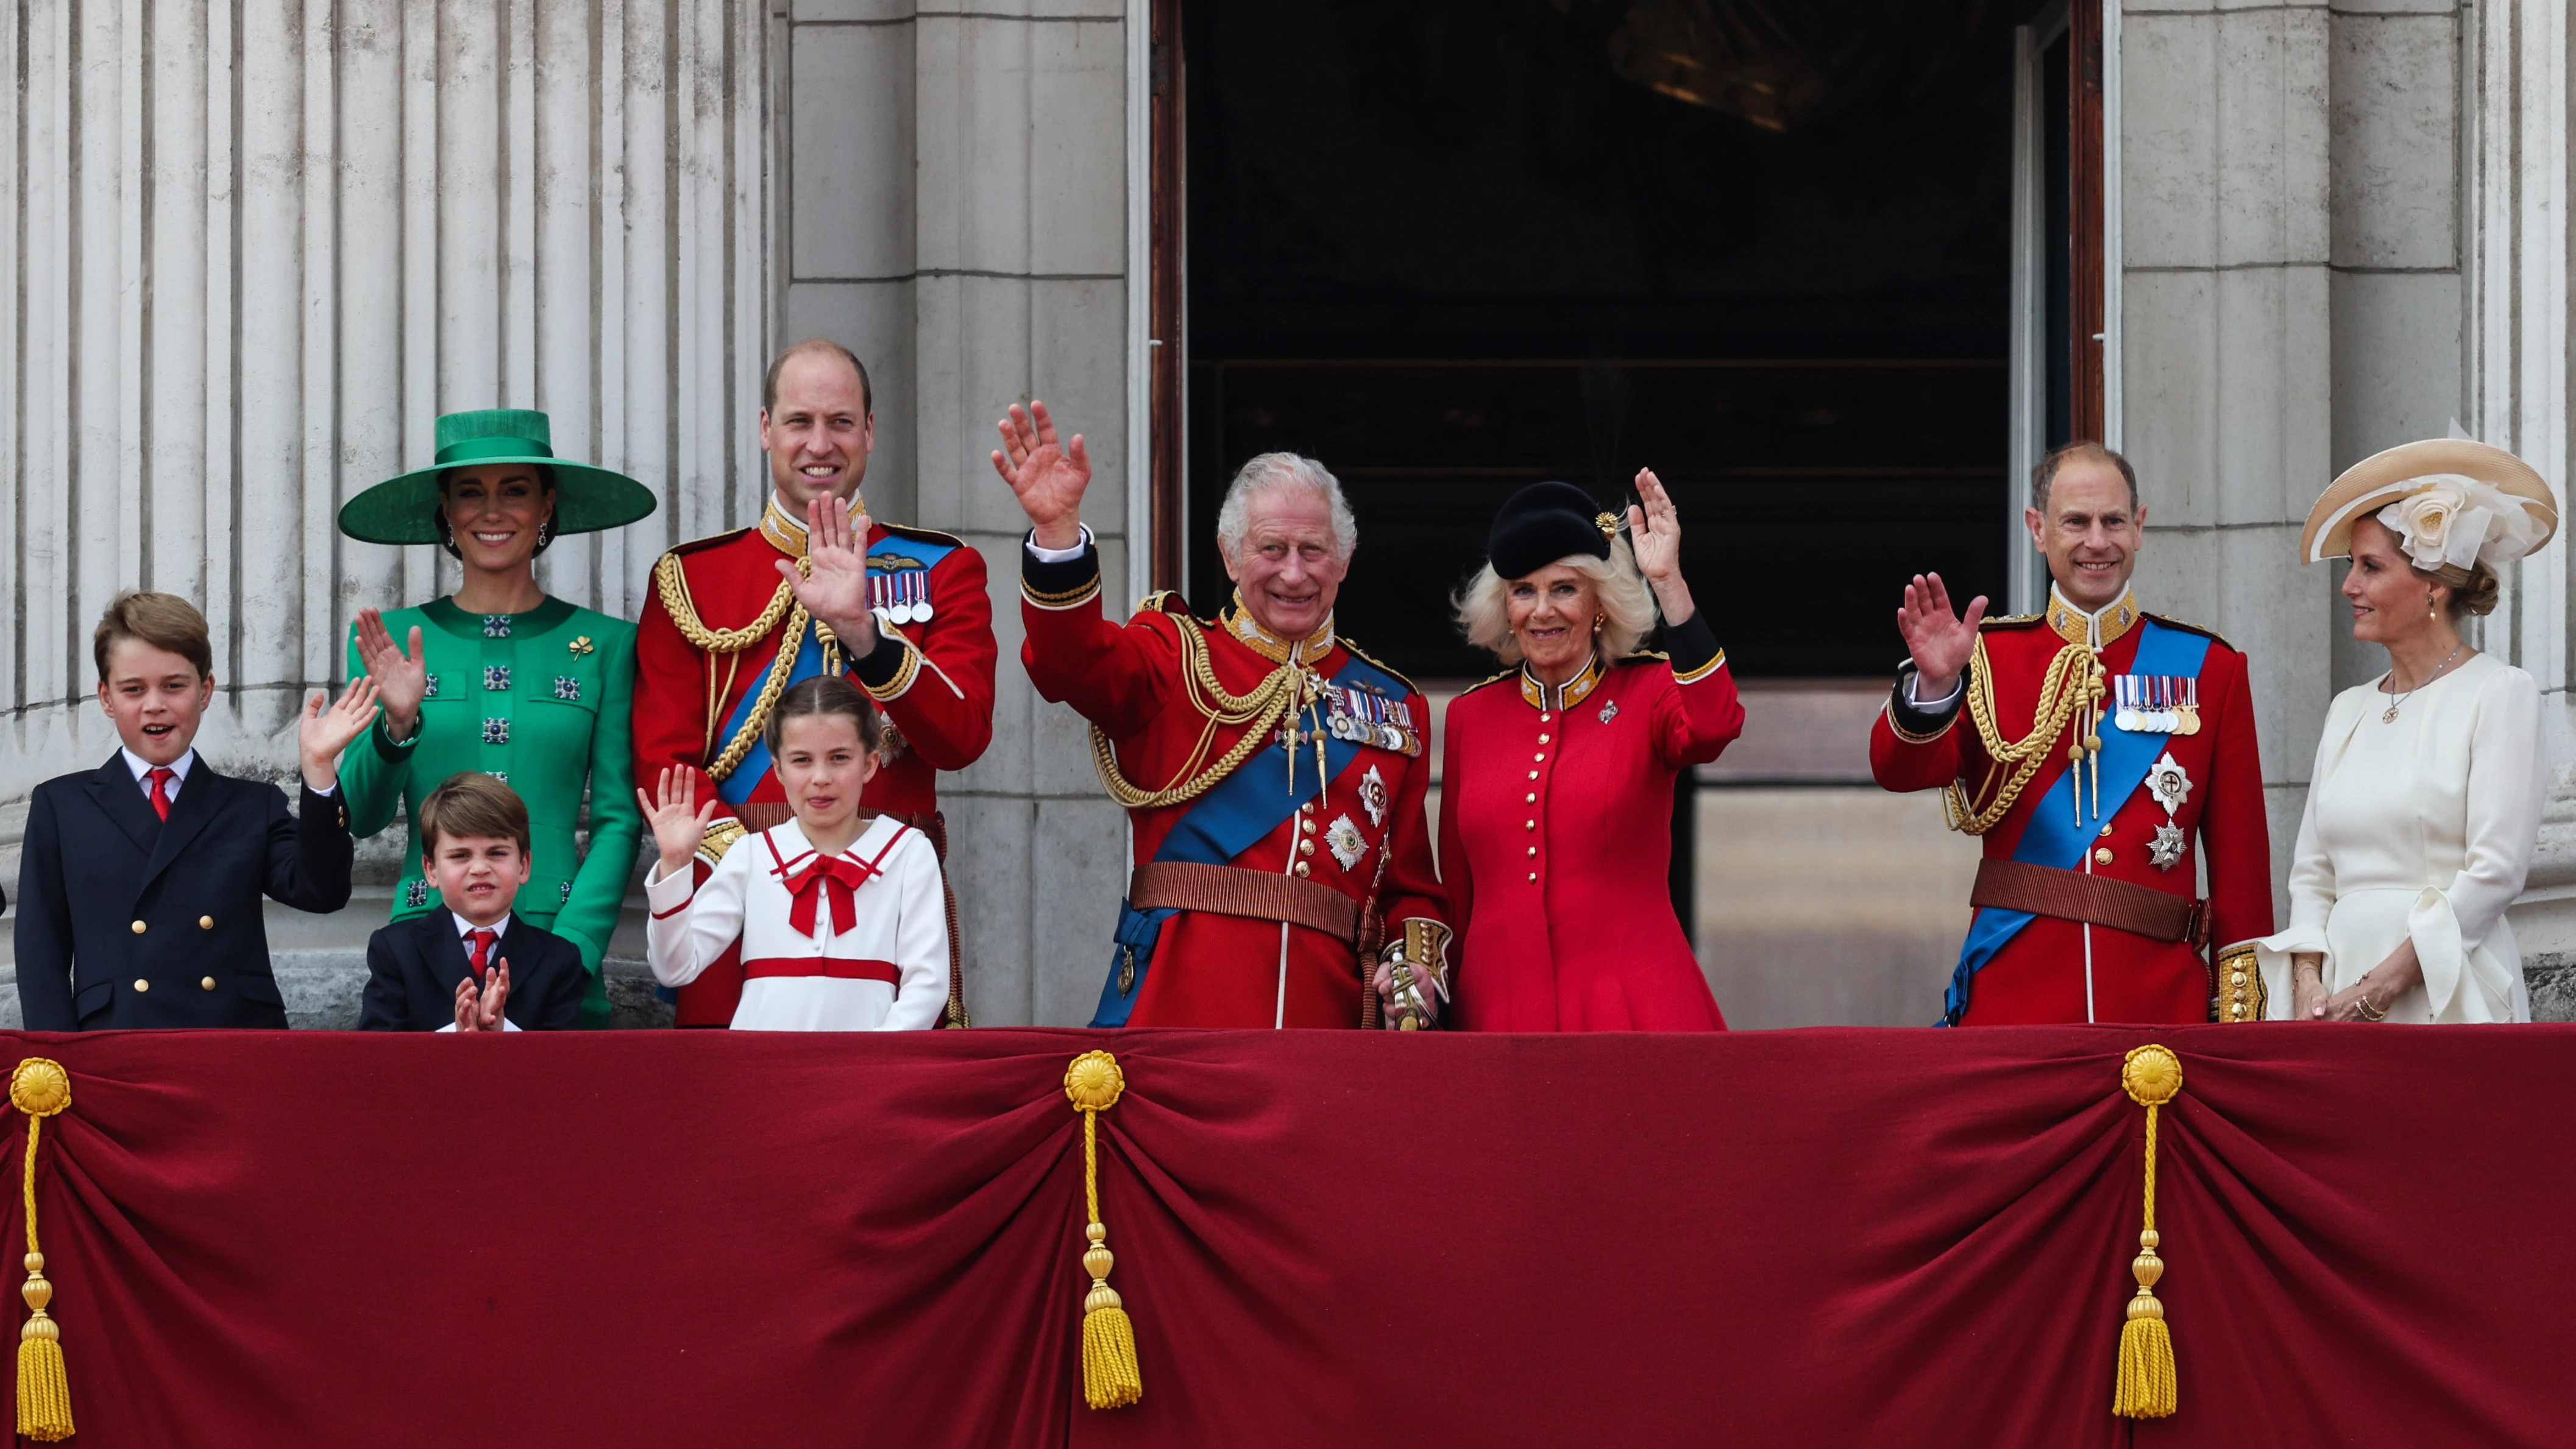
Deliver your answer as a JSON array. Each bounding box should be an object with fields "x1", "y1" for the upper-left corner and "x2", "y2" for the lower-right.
[{"x1": 1488, "y1": 481, "x2": 1616, "y2": 579}]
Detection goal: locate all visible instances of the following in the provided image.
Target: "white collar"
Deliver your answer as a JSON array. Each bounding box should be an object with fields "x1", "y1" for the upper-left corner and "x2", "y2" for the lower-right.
[
  {"x1": 762, "y1": 813, "x2": 895, "y2": 866},
  {"x1": 121, "y1": 746, "x2": 197, "y2": 783},
  {"x1": 452, "y1": 910, "x2": 514, "y2": 938}
]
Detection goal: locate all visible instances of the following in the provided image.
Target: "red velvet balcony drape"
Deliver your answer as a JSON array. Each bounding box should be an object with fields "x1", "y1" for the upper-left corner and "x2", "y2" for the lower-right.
[{"x1": 1, "y1": 1024, "x2": 2567, "y2": 1448}]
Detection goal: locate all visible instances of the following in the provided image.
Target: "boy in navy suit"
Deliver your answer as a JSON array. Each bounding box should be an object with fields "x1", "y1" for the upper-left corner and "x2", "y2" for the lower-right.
[
  {"x1": 13, "y1": 593, "x2": 380, "y2": 1030},
  {"x1": 358, "y1": 773, "x2": 586, "y2": 1031}
]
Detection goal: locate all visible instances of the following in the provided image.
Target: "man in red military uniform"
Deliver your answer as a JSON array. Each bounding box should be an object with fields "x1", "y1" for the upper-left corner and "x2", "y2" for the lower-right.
[
  {"x1": 634, "y1": 340, "x2": 996, "y2": 1026},
  {"x1": 996, "y1": 399, "x2": 1448, "y2": 1028},
  {"x1": 1872, "y1": 442, "x2": 2273, "y2": 1025}
]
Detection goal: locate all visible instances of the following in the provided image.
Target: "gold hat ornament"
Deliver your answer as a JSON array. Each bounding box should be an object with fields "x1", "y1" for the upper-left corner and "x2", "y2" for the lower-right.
[{"x1": 2298, "y1": 437, "x2": 2558, "y2": 567}]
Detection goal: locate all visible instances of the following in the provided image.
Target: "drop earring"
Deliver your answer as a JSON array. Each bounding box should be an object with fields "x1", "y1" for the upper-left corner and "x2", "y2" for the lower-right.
[{"x1": 2428, "y1": 593, "x2": 2438, "y2": 620}]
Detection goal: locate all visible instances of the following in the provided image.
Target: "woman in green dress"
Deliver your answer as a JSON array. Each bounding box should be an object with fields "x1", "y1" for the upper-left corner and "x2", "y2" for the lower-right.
[{"x1": 337, "y1": 409, "x2": 658, "y2": 1027}]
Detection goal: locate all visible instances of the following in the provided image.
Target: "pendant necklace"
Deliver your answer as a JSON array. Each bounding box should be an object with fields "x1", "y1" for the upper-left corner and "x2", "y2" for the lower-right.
[{"x1": 2382, "y1": 643, "x2": 2464, "y2": 723}]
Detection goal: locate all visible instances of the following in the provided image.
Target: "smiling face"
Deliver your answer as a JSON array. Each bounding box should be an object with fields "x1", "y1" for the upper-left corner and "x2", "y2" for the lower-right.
[
  {"x1": 98, "y1": 639, "x2": 215, "y2": 766},
  {"x1": 427, "y1": 833, "x2": 531, "y2": 927},
  {"x1": 440, "y1": 465, "x2": 555, "y2": 574},
  {"x1": 1221, "y1": 486, "x2": 1348, "y2": 640},
  {"x1": 761, "y1": 350, "x2": 875, "y2": 515},
  {"x1": 1505, "y1": 562, "x2": 1602, "y2": 677},
  {"x1": 2343, "y1": 515, "x2": 2448, "y2": 646},
  {"x1": 2026, "y1": 459, "x2": 2145, "y2": 612},
  {"x1": 775, "y1": 711, "x2": 879, "y2": 839}
]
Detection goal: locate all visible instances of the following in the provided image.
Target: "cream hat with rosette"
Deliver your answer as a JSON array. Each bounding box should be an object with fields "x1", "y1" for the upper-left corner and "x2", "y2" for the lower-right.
[{"x1": 2298, "y1": 437, "x2": 2558, "y2": 569}]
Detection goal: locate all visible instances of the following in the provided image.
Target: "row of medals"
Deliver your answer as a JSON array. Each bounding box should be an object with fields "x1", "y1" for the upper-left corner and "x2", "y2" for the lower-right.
[{"x1": 2112, "y1": 676, "x2": 2199, "y2": 736}]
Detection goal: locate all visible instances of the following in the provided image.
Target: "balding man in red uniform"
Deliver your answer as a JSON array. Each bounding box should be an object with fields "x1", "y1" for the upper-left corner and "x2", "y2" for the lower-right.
[
  {"x1": 633, "y1": 341, "x2": 996, "y2": 1026},
  {"x1": 999, "y1": 400, "x2": 1448, "y2": 1028},
  {"x1": 1872, "y1": 442, "x2": 2274, "y2": 1026}
]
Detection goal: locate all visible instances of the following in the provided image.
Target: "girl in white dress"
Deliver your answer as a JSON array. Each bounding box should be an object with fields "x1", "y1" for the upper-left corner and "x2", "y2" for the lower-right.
[
  {"x1": 639, "y1": 676, "x2": 948, "y2": 1031},
  {"x1": 2260, "y1": 439, "x2": 2559, "y2": 1022}
]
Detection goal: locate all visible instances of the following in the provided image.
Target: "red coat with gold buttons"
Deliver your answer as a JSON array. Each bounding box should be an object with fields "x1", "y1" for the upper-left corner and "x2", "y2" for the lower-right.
[
  {"x1": 1443, "y1": 615, "x2": 1745, "y2": 1032},
  {"x1": 1867, "y1": 592, "x2": 2273, "y2": 1025}
]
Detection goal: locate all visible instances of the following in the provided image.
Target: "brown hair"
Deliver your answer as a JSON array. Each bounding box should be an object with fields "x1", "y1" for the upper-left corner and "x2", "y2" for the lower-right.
[
  {"x1": 417, "y1": 772, "x2": 533, "y2": 857},
  {"x1": 764, "y1": 675, "x2": 884, "y2": 759},
  {"x1": 2031, "y1": 441, "x2": 2140, "y2": 514},
  {"x1": 762, "y1": 338, "x2": 873, "y2": 416},
  {"x1": 2421, "y1": 559, "x2": 2501, "y2": 618},
  {"x1": 94, "y1": 591, "x2": 214, "y2": 682}
]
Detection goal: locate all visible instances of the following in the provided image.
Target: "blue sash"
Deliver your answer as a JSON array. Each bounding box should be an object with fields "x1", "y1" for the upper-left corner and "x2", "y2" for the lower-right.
[
  {"x1": 1939, "y1": 620, "x2": 2210, "y2": 1025},
  {"x1": 1090, "y1": 647, "x2": 1409, "y2": 1027},
  {"x1": 715, "y1": 622, "x2": 825, "y2": 807}
]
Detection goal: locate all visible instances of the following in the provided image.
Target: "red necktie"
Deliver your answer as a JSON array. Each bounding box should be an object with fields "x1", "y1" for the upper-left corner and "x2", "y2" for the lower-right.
[
  {"x1": 146, "y1": 767, "x2": 176, "y2": 821},
  {"x1": 781, "y1": 856, "x2": 882, "y2": 939},
  {"x1": 467, "y1": 929, "x2": 499, "y2": 980}
]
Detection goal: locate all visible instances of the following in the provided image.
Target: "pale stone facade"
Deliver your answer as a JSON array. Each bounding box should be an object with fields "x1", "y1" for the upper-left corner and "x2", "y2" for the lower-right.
[{"x1": 4, "y1": 0, "x2": 2573, "y2": 1023}]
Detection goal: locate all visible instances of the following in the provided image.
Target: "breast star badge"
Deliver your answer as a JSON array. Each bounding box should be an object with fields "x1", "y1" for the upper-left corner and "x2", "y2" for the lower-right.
[
  {"x1": 2144, "y1": 752, "x2": 2192, "y2": 872},
  {"x1": 2150, "y1": 821, "x2": 2188, "y2": 872},
  {"x1": 1325, "y1": 814, "x2": 1368, "y2": 871},
  {"x1": 1359, "y1": 765, "x2": 1389, "y2": 827}
]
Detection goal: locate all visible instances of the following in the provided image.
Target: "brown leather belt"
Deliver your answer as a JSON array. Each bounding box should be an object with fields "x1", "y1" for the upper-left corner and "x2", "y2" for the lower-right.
[
  {"x1": 1129, "y1": 861, "x2": 1363, "y2": 944},
  {"x1": 1971, "y1": 858, "x2": 2209, "y2": 948}
]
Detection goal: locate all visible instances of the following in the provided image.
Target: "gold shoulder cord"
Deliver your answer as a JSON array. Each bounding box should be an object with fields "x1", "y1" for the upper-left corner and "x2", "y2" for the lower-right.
[
  {"x1": 1942, "y1": 634, "x2": 2108, "y2": 835},
  {"x1": 1089, "y1": 618, "x2": 1322, "y2": 810},
  {"x1": 652, "y1": 552, "x2": 815, "y2": 783}
]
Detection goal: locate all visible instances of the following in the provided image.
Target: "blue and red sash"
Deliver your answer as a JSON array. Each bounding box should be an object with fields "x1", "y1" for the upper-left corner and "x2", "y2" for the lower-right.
[
  {"x1": 1940, "y1": 620, "x2": 2211, "y2": 1025},
  {"x1": 1090, "y1": 647, "x2": 1408, "y2": 1027}
]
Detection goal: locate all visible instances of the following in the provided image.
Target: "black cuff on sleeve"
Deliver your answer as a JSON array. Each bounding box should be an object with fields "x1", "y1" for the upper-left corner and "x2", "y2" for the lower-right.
[
  {"x1": 1661, "y1": 611, "x2": 1722, "y2": 676},
  {"x1": 1889, "y1": 664, "x2": 1965, "y2": 735},
  {"x1": 1021, "y1": 534, "x2": 1102, "y2": 598},
  {"x1": 848, "y1": 632, "x2": 909, "y2": 689}
]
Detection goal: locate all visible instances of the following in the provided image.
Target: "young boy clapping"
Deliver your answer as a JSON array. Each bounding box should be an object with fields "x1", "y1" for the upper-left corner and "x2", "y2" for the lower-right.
[{"x1": 358, "y1": 773, "x2": 587, "y2": 1032}]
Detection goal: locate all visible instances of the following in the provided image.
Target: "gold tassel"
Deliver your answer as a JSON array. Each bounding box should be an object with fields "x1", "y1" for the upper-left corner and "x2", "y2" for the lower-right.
[
  {"x1": 1064, "y1": 1051, "x2": 1142, "y2": 1410},
  {"x1": 2113, "y1": 1044, "x2": 2182, "y2": 1420},
  {"x1": 10, "y1": 1058, "x2": 74, "y2": 1442}
]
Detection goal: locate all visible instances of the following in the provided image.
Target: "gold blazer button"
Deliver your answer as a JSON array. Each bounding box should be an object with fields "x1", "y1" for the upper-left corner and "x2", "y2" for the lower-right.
[
  {"x1": 199, "y1": 915, "x2": 215, "y2": 929},
  {"x1": 130, "y1": 919, "x2": 147, "y2": 934},
  {"x1": 200, "y1": 977, "x2": 217, "y2": 991},
  {"x1": 133, "y1": 978, "x2": 151, "y2": 991}
]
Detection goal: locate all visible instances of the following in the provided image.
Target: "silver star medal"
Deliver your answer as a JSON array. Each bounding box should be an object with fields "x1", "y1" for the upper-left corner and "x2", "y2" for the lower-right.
[
  {"x1": 1597, "y1": 698, "x2": 1619, "y2": 724},
  {"x1": 1358, "y1": 765, "x2": 1389, "y2": 827},
  {"x1": 1325, "y1": 814, "x2": 1368, "y2": 871},
  {"x1": 2144, "y1": 752, "x2": 2192, "y2": 872}
]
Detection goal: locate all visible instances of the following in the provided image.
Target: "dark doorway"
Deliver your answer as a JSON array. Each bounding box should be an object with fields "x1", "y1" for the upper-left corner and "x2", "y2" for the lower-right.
[{"x1": 1177, "y1": 0, "x2": 2039, "y2": 682}]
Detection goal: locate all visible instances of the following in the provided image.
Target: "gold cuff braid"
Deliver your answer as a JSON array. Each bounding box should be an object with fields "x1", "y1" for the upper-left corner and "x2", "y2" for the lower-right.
[
  {"x1": 862, "y1": 640, "x2": 922, "y2": 702},
  {"x1": 2212, "y1": 946, "x2": 2265, "y2": 1022},
  {"x1": 1385, "y1": 919, "x2": 1453, "y2": 986},
  {"x1": 1882, "y1": 693, "x2": 1956, "y2": 746},
  {"x1": 1023, "y1": 574, "x2": 1103, "y2": 610},
  {"x1": 696, "y1": 818, "x2": 751, "y2": 865}
]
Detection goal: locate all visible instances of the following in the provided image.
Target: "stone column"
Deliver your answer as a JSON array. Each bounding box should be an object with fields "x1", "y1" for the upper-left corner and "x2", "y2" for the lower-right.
[
  {"x1": 2118, "y1": 0, "x2": 2340, "y2": 916},
  {"x1": 779, "y1": 0, "x2": 1134, "y2": 1025}
]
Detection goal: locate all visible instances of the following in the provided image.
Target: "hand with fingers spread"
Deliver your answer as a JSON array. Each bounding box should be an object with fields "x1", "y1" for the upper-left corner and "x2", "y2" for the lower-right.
[
  {"x1": 639, "y1": 767, "x2": 722, "y2": 877},
  {"x1": 1897, "y1": 573, "x2": 1988, "y2": 703},
  {"x1": 1628, "y1": 468, "x2": 1697, "y2": 625},
  {"x1": 299, "y1": 676, "x2": 382, "y2": 790},
  {"x1": 780, "y1": 496, "x2": 879, "y2": 661},
  {"x1": 353, "y1": 608, "x2": 430, "y2": 742},
  {"x1": 990, "y1": 400, "x2": 1092, "y2": 551},
  {"x1": 452, "y1": 958, "x2": 512, "y2": 1032}
]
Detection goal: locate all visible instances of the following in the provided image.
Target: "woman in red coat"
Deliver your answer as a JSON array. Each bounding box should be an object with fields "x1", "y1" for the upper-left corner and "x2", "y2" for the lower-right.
[{"x1": 1432, "y1": 472, "x2": 1745, "y2": 1031}]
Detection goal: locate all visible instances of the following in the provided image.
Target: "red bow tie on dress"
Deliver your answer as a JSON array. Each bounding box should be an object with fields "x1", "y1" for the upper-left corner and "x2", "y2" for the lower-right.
[{"x1": 781, "y1": 854, "x2": 884, "y2": 938}]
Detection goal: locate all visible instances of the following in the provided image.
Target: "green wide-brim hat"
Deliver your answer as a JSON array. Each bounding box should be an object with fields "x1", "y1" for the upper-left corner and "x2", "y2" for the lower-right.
[{"x1": 337, "y1": 408, "x2": 658, "y2": 545}]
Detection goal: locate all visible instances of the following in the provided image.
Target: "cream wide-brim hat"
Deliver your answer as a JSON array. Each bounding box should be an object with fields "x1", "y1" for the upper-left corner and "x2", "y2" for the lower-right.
[{"x1": 2298, "y1": 438, "x2": 2559, "y2": 564}]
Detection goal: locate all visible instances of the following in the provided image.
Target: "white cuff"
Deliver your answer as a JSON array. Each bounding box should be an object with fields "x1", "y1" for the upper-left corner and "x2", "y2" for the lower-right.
[
  {"x1": 1024, "y1": 524, "x2": 1094, "y2": 564},
  {"x1": 1904, "y1": 673, "x2": 1965, "y2": 710}
]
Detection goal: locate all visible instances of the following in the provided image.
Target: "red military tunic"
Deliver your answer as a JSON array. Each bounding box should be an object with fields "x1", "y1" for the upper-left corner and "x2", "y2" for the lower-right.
[
  {"x1": 1020, "y1": 540, "x2": 1447, "y2": 1028},
  {"x1": 1868, "y1": 587, "x2": 2273, "y2": 1025},
  {"x1": 1443, "y1": 614, "x2": 1745, "y2": 1031},
  {"x1": 634, "y1": 495, "x2": 996, "y2": 1025}
]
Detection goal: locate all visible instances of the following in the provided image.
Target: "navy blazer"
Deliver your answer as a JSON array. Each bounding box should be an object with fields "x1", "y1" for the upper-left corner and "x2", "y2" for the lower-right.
[
  {"x1": 13, "y1": 754, "x2": 353, "y2": 1030},
  {"x1": 357, "y1": 910, "x2": 587, "y2": 1032}
]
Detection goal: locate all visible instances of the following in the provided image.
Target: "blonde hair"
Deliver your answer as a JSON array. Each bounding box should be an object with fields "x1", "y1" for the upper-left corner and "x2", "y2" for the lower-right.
[{"x1": 1453, "y1": 533, "x2": 1658, "y2": 664}]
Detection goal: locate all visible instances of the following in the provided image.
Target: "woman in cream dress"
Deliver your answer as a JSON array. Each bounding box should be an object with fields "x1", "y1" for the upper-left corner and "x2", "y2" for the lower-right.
[{"x1": 2259, "y1": 439, "x2": 2557, "y2": 1022}]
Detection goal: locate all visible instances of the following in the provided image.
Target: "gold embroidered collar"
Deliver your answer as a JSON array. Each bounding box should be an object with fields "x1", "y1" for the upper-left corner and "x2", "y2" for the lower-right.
[
  {"x1": 2046, "y1": 584, "x2": 2141, "y2": 652},
  {"x1": 759, "y1": 494, "x2": 868, "y2": 558},
  {"x1": 1224, "y1": 592, "x2": 1336, "y2": 667},
  {"x1": 1520, "y1": 653, "x2": 1606, "y2": 711}
]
